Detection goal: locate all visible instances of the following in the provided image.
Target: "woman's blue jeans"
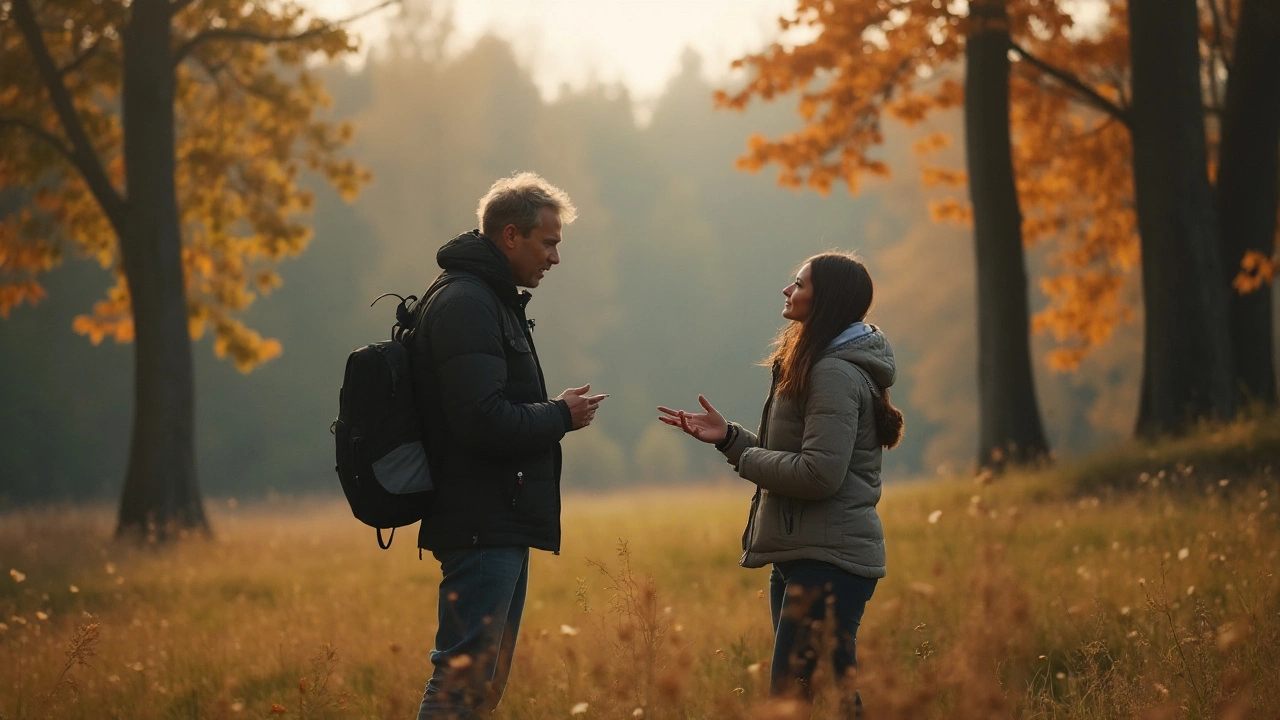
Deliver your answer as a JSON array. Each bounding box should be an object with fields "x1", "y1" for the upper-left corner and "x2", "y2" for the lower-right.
[
  {"x1": 417, "y1": 546, "x2": 529, "y2": 720},
  {"x1": 769, "y1": 560, "x2": 877, "y2": 702}
]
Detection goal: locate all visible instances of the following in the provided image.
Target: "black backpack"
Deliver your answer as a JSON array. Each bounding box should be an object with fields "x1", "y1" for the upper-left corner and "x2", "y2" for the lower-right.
[{"x1": 331, "y1": 278, "x2": 453, "y2": 549}]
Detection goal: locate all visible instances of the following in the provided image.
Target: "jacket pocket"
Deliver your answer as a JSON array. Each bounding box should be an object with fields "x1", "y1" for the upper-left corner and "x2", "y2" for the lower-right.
[
  {"x1": 505, "y1": 469, "x2": 526, "y2": 508},
  {"x1": 778, "y1": 497, "x2": 805, "y2": 536},
  {"x1": 505, "y1": 328, "x2": 532, "y2": 354},
  {"x1": 505, "y1": 456, "x2": 557, "y2": 517},
  {"x1": 741, "y1": 489, "x2": 761, "y2": 552}
]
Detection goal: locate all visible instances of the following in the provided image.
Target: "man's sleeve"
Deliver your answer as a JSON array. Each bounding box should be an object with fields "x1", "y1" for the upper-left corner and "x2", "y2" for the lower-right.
[{"x1": 427, "y1": 292, "x2": 569, "y2": 455}]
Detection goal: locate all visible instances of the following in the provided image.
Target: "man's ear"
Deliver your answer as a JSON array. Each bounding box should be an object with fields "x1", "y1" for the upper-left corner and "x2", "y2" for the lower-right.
[{"x1": 499, "y1": 223, "x2": 519, "y2": 249}]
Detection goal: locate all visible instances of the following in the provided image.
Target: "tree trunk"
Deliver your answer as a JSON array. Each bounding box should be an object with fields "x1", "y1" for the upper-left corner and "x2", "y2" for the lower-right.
[
  {"x1": 1129, "y1": 0, "x2": 1235, "y2": 437},
  {"x1": 965, "y1": 0, "x2": 1050, "y2": 468},
  {"x1": 1217, "y1": 0, "x2": 1280, "y2": 408},
  {"x1": 115, "y1": 0, "x2": 208, "y2": 540}
]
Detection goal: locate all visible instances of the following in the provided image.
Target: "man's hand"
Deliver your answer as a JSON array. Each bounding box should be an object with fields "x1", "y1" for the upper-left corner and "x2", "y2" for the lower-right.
[
  {"x1": 556, "y1": 384, "x2": 609, "y2": 431},
  {"x1": 657, "y1": 395, "x2": 728, "y2": 444}
]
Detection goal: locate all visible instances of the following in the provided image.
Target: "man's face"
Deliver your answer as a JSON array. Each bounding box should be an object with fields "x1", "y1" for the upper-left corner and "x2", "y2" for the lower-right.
[{"x1": 501, "y1": 206, "x2": 562, "y2": 288}]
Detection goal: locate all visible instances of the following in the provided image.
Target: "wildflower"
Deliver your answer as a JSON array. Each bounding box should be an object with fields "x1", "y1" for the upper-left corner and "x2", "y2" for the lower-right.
[
  {"x1": 1121, "y1": 606, "x2": 1131, "y2": 615},
  {"x1": 35, "y1": 611, "x2": 48, "y2": 621},
  {"x1": 69, "y1": 585, "x2": 79, "y2": 594},
  {"x1": 105, "y1": 563, "x2": 116, "y2": 575},
  {"x1": 716, "y1": 649, "x2": 727, "y2": 659},
  {"x1": 634, "y1": 708, "x2": 646, "y2": 718},
  {"x1": 757, "y1": 590, "x2": 764, "y2": 599},
  {"x1": 129, "y1": 662, "x2": 145, "y2": 672},
  {"x1": 560, "y1": 624, "x2": 579, "y2": 636},
  {"x1": 448, "y1": 655, "x2": 473, "y2": 669},
  {"x1": 231, "y1": 700, "x2": 245, "y2": 712},
  {"x1": 747, "y1": 662, "x2": 765, "y2": 675},
  {"x1": 927, "y1": 510, "x2": 942, "y2": 524},
  {"x1": 270, "y1": 703, "x2": 287, "y2": 713},
  {"x1": 1218, "y1": 478, "x2": 1230, "y2": 487},
  {"x1": 909, "y1": 581, "x2": 936, "y2": 596},
  {"x1": 1216, "y1": 622, "x2": 1250, "y2": 651},
  {"x1": 9, "y1": 569, "x2": 25, "y2": 583},
  {"x1": 1187, "y1": 586, "x2": 1196, "y2": 596},
  {"x1": 570, "y1": 701, "x2": 589, "y2": 715},
  {"x1": 1178, "y1": 548, "x2": 1190, "y2": 561},
  {"x1": 299, "y1": 677, "x2": 308, "y2": 693}
]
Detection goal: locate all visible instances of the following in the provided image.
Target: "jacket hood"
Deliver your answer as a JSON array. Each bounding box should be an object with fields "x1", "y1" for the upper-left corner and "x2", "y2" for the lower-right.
[
  {"x1": 827, "y1": 325, "x2": 896, "y2": 389},
  {"x1": 435, "y1": 230, "x2": 525, "y2": 307}
]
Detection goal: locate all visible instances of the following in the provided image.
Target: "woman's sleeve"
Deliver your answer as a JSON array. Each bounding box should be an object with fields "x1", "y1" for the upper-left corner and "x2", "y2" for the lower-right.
[
  {"x1": 735, "y1": 361, "x2": 859, "y2": 499},
  {"x1": 717, "y1": 423, "x2": 758, "y2": 466}
]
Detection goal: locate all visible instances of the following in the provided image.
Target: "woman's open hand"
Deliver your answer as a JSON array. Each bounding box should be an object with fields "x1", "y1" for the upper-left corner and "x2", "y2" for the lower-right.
[{"x1": 657, "y1": 395, "x2": 728, "y2": 445}]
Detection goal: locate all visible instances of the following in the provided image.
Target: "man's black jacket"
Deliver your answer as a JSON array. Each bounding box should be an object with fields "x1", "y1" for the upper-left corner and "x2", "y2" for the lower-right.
[{"x1": 409, "y1": 231, "x2": 572, "y2": 553}]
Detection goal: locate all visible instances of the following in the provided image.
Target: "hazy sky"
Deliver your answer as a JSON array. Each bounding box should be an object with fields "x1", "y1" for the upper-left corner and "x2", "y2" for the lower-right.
[{"x1": 307, "y1": 0, "x2": 797, "y2": 104}]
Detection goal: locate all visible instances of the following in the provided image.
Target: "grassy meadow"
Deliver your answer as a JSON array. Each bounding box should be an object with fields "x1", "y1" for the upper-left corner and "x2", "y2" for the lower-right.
[{"x1": 3, "y1": 416, "x2": 1279, "y2": 720}]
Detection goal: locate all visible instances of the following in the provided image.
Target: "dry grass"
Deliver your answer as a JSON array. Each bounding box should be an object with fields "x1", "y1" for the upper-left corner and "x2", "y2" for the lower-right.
[{"x1": 2, "y1": 422, "x2": 1278, "y2": 719}]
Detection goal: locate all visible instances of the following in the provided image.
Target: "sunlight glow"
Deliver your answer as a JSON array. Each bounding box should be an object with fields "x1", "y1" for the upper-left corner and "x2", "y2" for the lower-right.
[{"x1": 304, "y1": 0, "x2": 797, "y2": 104}]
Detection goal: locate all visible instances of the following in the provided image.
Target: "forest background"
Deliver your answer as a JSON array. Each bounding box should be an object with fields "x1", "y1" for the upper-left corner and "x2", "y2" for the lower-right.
[{"x1": 2, "y1": 0, "x2": 1277, "y2": 505}]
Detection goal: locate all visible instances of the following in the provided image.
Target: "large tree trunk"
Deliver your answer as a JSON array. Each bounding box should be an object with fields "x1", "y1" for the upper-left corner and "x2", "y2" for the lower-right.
[
  {"x1": 1129, "y1": 0, "x2": 1235, "y2": 437},
  {"x1": 1216, "y1": 0, "x2": 1280, "y2": 408},
  {"x1": 115, "y1": 0, "x2": 208, "y2": 539},
  {"x1": 965, "y1": 1, "x2": 1050, "y2": 468}
]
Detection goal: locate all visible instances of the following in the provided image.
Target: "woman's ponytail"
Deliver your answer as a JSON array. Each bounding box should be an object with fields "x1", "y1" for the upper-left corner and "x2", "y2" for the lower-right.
[{"x1": 873, "y1": 387, "x2": 905, "y2": 449}]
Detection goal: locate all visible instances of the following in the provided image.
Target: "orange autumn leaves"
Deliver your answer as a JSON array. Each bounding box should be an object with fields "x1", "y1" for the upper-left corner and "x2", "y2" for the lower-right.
[
  {"x1": 718, "y1": 0, "x2": 1275, "y2": 371},
  {"x1": 0, "y1": 0, "x2": 369, "y2": 372}
]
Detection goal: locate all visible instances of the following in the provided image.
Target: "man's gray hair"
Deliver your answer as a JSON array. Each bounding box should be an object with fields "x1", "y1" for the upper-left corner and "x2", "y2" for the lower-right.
[{"x1": 477, "y1": 172, "x2": 578, "y2": 238}]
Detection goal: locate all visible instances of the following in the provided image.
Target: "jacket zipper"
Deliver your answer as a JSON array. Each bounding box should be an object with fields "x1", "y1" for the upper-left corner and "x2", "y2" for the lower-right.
[{"x1": 742, "y1": 363, "x2": 781, "y2": 554}]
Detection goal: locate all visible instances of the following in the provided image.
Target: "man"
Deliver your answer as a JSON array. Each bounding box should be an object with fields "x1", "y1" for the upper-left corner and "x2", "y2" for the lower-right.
[{"x1": 409, "y1": 172, "x2": 606, "y2": 719}]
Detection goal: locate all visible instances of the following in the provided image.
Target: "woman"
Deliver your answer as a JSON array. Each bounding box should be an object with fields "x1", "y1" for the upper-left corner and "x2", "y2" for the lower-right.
[{"x1": 658, "y1": 252, "x2": 903, "y2": 715}]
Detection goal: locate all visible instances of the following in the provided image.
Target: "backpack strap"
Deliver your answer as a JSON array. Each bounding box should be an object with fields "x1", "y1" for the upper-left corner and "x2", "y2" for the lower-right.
[{"x1": 377, "y1": 527, "x2": 394, "y2": 550}]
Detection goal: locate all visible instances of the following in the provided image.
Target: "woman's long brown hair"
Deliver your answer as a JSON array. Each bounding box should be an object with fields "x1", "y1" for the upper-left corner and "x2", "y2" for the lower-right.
[{"x1": 766, "y1": 252, "x2": 904, "y2": 448}]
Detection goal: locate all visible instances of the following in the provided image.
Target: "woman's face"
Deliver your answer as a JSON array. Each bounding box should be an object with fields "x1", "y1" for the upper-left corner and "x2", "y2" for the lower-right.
[{"x1": 782, "y1": 262, "x2": 814, "y2": 323}]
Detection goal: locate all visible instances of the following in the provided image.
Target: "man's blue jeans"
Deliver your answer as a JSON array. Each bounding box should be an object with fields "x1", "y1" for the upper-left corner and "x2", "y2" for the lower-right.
[
  {"x1": 769, "y1": 560, "x2": 877, "y2": 705},
  {"x1": 417, "y1": 546, "x2": 530, "y2": 720}
]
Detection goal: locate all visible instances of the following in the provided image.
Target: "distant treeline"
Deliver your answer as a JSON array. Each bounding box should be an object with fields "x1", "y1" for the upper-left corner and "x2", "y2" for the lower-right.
[{"x1": 4, "y1": 23, "x2": 1270, "y2": 503}]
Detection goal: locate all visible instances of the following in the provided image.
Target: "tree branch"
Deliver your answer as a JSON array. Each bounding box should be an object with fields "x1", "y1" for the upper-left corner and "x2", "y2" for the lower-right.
[
  {"x1": 1010, "y1": 40, "x2": 1131, "y2": 129},
  {"x1": 172, "y1": 0, "x2": 397, "y2": 66},
  {"x1": 59, "y1": 37, "x2": 102, "y2": 77},
  {"x1": 11, "y1": 0, "x2": 127, "y2": 228},
  {"x1": 0, "y1": 117, "x2": 77, "y2": 165}
]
